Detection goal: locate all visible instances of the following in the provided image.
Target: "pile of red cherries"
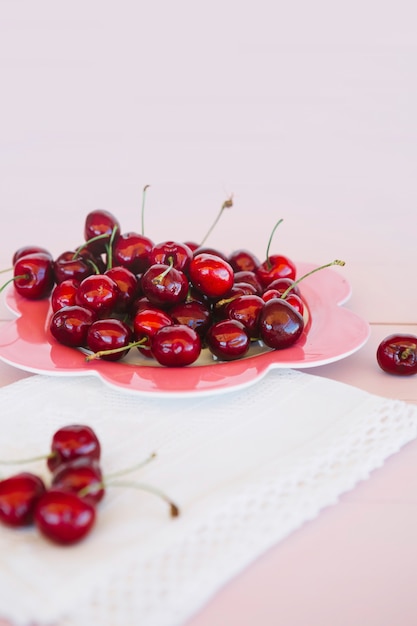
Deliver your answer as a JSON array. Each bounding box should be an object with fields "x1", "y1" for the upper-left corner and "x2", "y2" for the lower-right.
[
  {"x1": 8, "y1": 204, "x2": 315, "y2": 366},
  {"x1": 0, "y1": 424, "x2": 178, "y2": 545}
]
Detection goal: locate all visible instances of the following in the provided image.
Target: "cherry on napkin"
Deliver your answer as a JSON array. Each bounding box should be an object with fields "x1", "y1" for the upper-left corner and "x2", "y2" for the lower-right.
[{"x1": 0, "y1": 370, "x2": 416, "y2": 626}]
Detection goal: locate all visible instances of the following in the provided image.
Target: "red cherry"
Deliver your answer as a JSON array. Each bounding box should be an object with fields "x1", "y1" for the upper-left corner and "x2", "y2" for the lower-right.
[
  {"x1": 49, "y1": 305, "x2": 96, "y2": 347},
  {"x1": 149, "y1": 241, "x2": 193, "y2": 272},
  {"x1": 84, "y1": 209, "x2": 121, "y2": 255},
  {"x1": 47, "y1": 424, "x2": 101, "y2": 472},
  {"x1": 12, "y1": 246, "x2": 53, "y2": 265},
  {"x1": 133, "y1": 307, "x2": 174, "y2": 357},
  {"x1": 169, "y1": 300, "x2": 212, "y2": 338},
  {"x1": 112, "y1": 232, "x2": 154, "y2": 274},
  {"x1": 226, "y1": 294, "x2": 264, "y2": 339},
  {"x1": 152, "y1": 324, "x2": 201, "y2": 367},
  {"x1": 11, "y1": 252, "x2": 55, "y2": 300},
  {"x1": 259, "y1": 298, "x2": 304, "y2": 349},
  {"x1": 377, "y1": 334, "x2": 417, "y2": 376},
  {"x1": 86, "y1": 318, "x2": 133, "y2": 361},
  {"x1": 228, "y1": 249, "x2": 260, "y2": 273},
  {"x1": 141, "y1": 263, "x2": 189, "y2": 308},
  {"x1": 233, "y1": 270, "x2": 263, "y2": 295},
  {"x1": 104, "y1": 266, "x2": 139, "y2": 313},
  {"x1": 206, "y1": 319, "x2": 250, "y2": 361},
  {"x1": 75, "y1": 274, "x2": 120, "y2": 316},
  {"x1": 51, "y1": 278, "x2": 79, "y2": 312},
  {"x1": 0, "y1": 472, "x2": 46, "y2": 527},
  {"x1": 189, "y1": 253, "x2": 234, "y2": 299},
  {"x1": 265, "y1": 277, "x2": 301, "y2": 297},
  {"x1": 51, "y1": 458, "x2": 104, "y2": 505},
  {"x1": 34, "y1": 489, "x2": 96, "y2": 544},
  {"x1": 284, "y1": 293, "x2": 304, "y2": 316},
  {"x1": 53, "y1": 250, "x2": 98, "y2": 284},
  {"x1": 192, "y1": 246, "x2": 229, "y2": 262},
  {"x1": 256, "y1": 254, "x2": 297, "y2": 289}
]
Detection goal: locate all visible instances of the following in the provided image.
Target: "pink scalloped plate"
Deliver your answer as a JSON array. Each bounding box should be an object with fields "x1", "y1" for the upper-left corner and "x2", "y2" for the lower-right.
[{"x1": 0, "y1": 263, "x2": 369, "y2": 397}]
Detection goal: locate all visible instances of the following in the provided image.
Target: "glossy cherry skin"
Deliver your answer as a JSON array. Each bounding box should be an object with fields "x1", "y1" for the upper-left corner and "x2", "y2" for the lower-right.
[
  {"x1": 47, "y1": 424, "x2": 101, "y2": 472},
  {"x1": 266, "y1": 277, "x2": 301, "y2": 297},
  {"x1": 192, "y1": 246, "x2": 229, "y2": 261},
  {"x1": 13, "y1": 252, "x2": 55, "y2": 300},
  {"x1": 104, "y1": 266, "x2": 139, "y2": 313},
  {"x1": 152, "y1": 324, "x2": 201, "y2": 367},
  {"x1": 256, "y1": 255, "x2": 297, "y2": 289},
  {"x1": 49, "y1": 305, "x2": 96, "y2": 347},
  {"x1": 0, "y1": 472, "x2": 46, "y2": 527},
  {"x1": 189, "y1": 253, "x2": 234, "y2": 299},
  {"x1": 84, "y1": 209, "x2": 121, "y2": 255},
  {"x1": 170, "y1": 300, "x2": 213, "y2": 339},
  {"x1": 112, "y1": 232, "x2": 154, "y2": 274},
  {"x1": 149, "y1": 241, "x2": 193, "y2": 272},
  {"x1": 226, "y1": 295, "x2": 264, "y2": 339},
  {"x1": 133, "y1": 307, "x2": 173, "y2": 357},
  {"x1": 206, "y1": 319, "x2": 250, "y2": 361},
  {"x1": 75, "y1": 274, "x2": 120, "y2": 316},
  {"x1": 86, "y1": 318, "x2": 133, "y2": 361},
  {"x1": 53, "y1": 250, "x2": 96, "y2": 285},
  {"x1": 376, "y1": 334, "x2": 417, "y2": 376},
  {"x1": 262, "y1": 290, "x2": 304, "y2": 316},
  {"x1": 51, "y1": 279, "x2": 80, "y2": 312},
  {"x1": 141, "y1": 264, "x2": 189, "y2": 308},
  {"x1": 12, "y1": 245, "x2": 53, "y2": 265},
  {"x1": 228, "y1": 249, "x2": 260, "y2": 273},
  {"x1": 233, "y1": 270, "x2": 263, "y2": 295},
  {"x1": 51, "y1": 458, "x2": 104, "y2": 505},
  {"x1": 34, "y1": 488, "x2": 96, "y2": 545},
  {"x1": 259, "y1": 298, "x2": 304, "y2": 349}
]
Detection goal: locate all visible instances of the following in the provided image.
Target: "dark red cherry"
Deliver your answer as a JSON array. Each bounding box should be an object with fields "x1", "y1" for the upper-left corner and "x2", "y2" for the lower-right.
[
  {"x1": 0, "y1": 472, "x2": 46, "y2": 527},
  {"x1": 206, "y1": 319, "x2": 250, "y2": 361},
  {"x1": 12, "y1": 252, "x2": 55, "y2": 300},
  {"x1": 149, "y1": 241, "x2": 193, "y2": 272},
  {"x1": 84, "y1": 209, "x2": 121, "y2": 255},
  {"x1": 12, "y1": 246, "x2": 53, "y2": 265},
  {"x1": 34, "y1": 489, "x2": 96, "y2": 544},
  {"x1": 226, "y1": 294, "x2": 264, "y2": 339},
  {"x1": 86, "y1": 318, "x2": 133, "y2": 361},
  {"x1": 192, "y1": 247, "x2": 229, "y2": 262},
  {"x1": 283, "y1": 293, "x2": 304, "y2": 316},
  {"x1": 233, "y1": 270, "x2": 263, "y2": 295},
  {"x1": 51, "y1": 458, "x2": 104, "y2": 505},
  {"x1": 152, "y1": 324, "x2": 201, "y2": 367},
  {"x1": 228, "y1": 249, "x2": 260, "y2": 273},
  {"x1": 75, "y1": 274, "x2": 120, "y2": 316},
  {"x1": 266, "y1": 277, "x2": 301, "y2": 297},
  {"x1": 133, "y1": 307, "x2": 173, "y2": 357},
  {"x1": 169, "y1": 300, "x2": 212, "y2": 338},
  {"x1": 53, "y1": 250, "x2": 96, "y2": 284},
  {"x1": 51, "y1": 279, "x2": 79, "y2": 312},
  {"x1": 49, "y1": 305, "x2": 96, "y2": 347},
  {"x1": 183, "y1": 241, "x2": 199, "y2": 252},
  {"x1": 112, "y1": 232, "x2": 154, "y2": 274},
  {"x1": 259, "y1": 298, "x2": 304, "y2": 349},
  {"x1": 141, "y1": 264, "x2": 189, "y2": 307},
  {"x1": 256, "y1": 254, "x2": 297, "y2": 289},
  {"x1": 189, "y1": 253, "x2": 234, "y2": 299},
  {"x1": 47, "y1": 424, "x2": 101, "y2": 472},
  {"x1": 377, "y1": 334, "x2": 417, "y2": 376},
  {"x1": 104, "y1": 266, "x2": 139, "y2": 313}
]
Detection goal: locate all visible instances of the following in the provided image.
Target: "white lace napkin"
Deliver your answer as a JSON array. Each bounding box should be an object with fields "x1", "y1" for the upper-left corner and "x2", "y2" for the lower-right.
[{"x1": 0, "y1": 370, "x2": 416, "y2": 626}]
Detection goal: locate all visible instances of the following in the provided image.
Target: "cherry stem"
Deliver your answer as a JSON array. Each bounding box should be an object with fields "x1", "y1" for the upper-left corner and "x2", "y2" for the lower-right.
[
  {"x1": 0, "y1": 267, "x2": 12, "y2": 274},
  {"x1": 400, "y1": 346, "x2": 416, "y2": 360},
  {"x1": 0, "y1": 451, "x2": 54, "y2": 465},
  {"x1": 73, "y1": 233, "x2": 112, "y2": 259},
  {"x1": 0, "y1": 274, "x2": 30, "y2": 295},
  {"x1": 265, "y1": 218, "x2": 284, "y2": 270},
  {"x1": 152, "y1": 258, "x2": 174, "y2": 285},
  {"x1": 105, "y1": 452, "x2": 157, "y2": 480},
  {"x1": 85, "y1": 337, "x2": 147, "y2": 361},
  {"x1": 105, "y1": 479, "x2": 180, "y2": 517},
  {"x1": 141, "y1": 184, "x2": 150, "y2": 236},
  {"x1": 280, "y1": 260, "x2": 346, "y2": 300},
  {"x1": 199, "y1": 195, "x2": 233, "y2": 247},
  {"x1": 105, "y1": 225, "x2": 119, "y2": 270}
]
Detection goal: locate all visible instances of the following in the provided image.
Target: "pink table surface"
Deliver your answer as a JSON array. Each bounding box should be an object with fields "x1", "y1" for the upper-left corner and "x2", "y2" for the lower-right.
[{"x1": 1, "y1": 3, "x2": 417, "y2": 624}]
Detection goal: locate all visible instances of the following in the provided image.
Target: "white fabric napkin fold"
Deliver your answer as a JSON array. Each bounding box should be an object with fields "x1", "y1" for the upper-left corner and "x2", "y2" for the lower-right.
[{"x1": 0, "y1": 370, "x2": 416, "y2": 626}]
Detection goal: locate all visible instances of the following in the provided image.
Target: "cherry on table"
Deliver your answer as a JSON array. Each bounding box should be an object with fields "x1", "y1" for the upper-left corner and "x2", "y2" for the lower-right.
[
  {"x1": 47, "y1": 424, "x2": 101, "y2": 472},
  {"x1": 0, "y1": 472, "x2": 46, "y2": 527},
  {"x1": 377, "y1": 334, "x2": 417, "y2": 376},
  {"x1": 51, "y1": 458, "x2": 105, "y2": 505},
  {"x1": 34, "y1": 488, "x2": 96, "y2": 545}
]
